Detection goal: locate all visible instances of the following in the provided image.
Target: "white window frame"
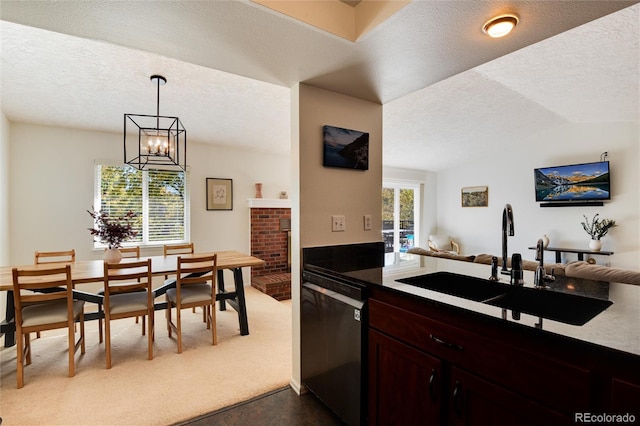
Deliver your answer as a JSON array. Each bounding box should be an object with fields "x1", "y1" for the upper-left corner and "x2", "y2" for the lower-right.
[
  {"x1": 93, "y1": 162, "x2": 190, "y2": 248},
  {"x1": 382, "y1": 179, "x2": 421, "y2": 254}
]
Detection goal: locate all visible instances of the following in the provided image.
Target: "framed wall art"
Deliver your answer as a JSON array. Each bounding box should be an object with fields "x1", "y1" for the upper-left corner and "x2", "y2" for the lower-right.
[
  {"x1": 322, "y1": 125, "x2": 369, "y2": 170},
  {"x1": 206, "y1": 178, "x2": 233, "y2": 210},
  {"x1": 461, "y1": 186, "x2": 488, "y2": 207}
]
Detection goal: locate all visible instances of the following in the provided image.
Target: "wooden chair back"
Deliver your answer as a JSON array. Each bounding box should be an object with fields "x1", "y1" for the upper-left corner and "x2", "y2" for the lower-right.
[
  {"x1": 34, "y1": 249, "x2": 76, "y2": 264},
  {"x1": 176, "y1": 254, "x2": 217, "y2": 292},
  {"x1": 13, "y1": 265, "x2": 74, "y2": 326},
  {"x1": 163, "y1": 243, "x2": 194, "y2": 256},
  {"x1": 112, "y1": 246, "x2": 140, "y2": 258},
  {"x1": 103, "y1": 259, "x2": 153, "y2": 300}
]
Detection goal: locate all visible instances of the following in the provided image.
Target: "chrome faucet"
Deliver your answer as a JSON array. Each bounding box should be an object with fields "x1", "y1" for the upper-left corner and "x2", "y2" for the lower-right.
[
  {"x1": 501, "y1": 204, "x2": 514, "y2": 275},
  {"x1": 534, "y1": 238, "x2": 555, "y2": 288}
]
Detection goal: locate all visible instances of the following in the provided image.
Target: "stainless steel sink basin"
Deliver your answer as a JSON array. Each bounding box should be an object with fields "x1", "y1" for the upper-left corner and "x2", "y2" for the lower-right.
[
  {"x1": 396, "y1": 272, "x2": 510, "y2": 302},
  {"x1": 396, "y1": 272, "x2": 613, "y2": 326},
  {"x1": 484, "y1": 286, "x2": 613, "y2": 326}
]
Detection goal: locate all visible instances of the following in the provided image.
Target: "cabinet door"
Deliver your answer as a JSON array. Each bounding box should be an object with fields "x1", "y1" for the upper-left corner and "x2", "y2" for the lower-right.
[
  {"x1": 448, "y1": 367, "x2": 572, "y2": 426},
  {"x1": 368, "y1": 329, "x2": 442, "y2": 426},
  {"x1": 611, "y1": 377, "x2": 640, "y2": 419}
]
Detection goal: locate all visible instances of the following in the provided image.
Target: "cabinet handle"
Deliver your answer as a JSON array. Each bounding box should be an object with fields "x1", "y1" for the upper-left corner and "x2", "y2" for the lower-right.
[
  {"x1": 429, "y1": 334, "x2": 463, "y2": 351},
  {"x1": 452, "y1": 380, "x2": 463, "y2": 418},
  {"x1": 429, "y1": 368, "x2": 437, "y2": 402}
]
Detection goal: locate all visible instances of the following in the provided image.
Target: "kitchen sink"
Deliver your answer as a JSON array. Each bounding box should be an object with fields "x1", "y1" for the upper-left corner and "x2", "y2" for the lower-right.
[
  {"x1": 396, "y1": 272, "x2": 511, "y2": 302},
  {"x1": 396, "y1": 272, "x2": 613, "y2": 326},
  {"x1": 484, "y1": 286, "x2": 613, "y2": 326}
]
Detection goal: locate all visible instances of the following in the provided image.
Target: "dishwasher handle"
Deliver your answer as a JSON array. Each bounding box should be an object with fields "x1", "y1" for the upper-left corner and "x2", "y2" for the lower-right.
[{"x1": 303, "y1": 282, "x2": 365, "y2": 310}]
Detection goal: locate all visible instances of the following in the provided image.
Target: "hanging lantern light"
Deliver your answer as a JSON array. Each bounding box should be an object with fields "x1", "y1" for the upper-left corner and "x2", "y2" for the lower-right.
[{"x1": 124, "y1": 75, "x2": 186, "y2": 170}]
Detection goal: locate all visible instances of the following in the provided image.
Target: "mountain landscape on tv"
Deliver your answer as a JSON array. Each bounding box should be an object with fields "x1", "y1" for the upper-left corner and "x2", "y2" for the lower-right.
[{"x1": 535, "y1": 162, "x2": 610, "y2": 201}]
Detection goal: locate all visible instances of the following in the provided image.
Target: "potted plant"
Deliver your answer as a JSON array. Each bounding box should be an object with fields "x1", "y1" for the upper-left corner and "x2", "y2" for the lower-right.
[
  {"x1": 88, "y1": 207, "x2": 138, "y2": 263},
  {"x1": 580, "y1": 213, "x2": 616, "y2": 252}
]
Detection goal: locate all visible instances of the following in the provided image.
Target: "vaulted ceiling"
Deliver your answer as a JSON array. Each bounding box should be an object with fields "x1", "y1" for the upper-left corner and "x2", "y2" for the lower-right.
[{"x1": 1, "y1": 1, "x2": 638, "y2": 171}]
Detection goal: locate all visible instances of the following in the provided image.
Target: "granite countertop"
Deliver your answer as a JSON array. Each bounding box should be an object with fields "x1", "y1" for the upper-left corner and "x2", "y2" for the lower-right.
[{"x1": 369, "y1": 253, "x2": 640, "y2": 357}]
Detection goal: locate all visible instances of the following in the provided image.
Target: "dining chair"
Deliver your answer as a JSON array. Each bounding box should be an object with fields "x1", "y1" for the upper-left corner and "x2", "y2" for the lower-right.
[
  {"x1": 166, "y1": 254, "x2": 217, "y2": 353},
  {"x1": 34, "y1": 249, "x2": 76, "y2": 265},
  {"x1": 33, "y1": 249, "x2": 76, "y2": 338},
  {"x1": 163, "y1": 242, "x2": 194, "y2": 257},
  {"x1": 12, "y1": 264, "x2": 86, "y2": 388},
  {"x1": 118, "y1": 246, "x2": 141, "y2": 258},
  {"x1": 96, "y1": 246, "x2": 142, "y2": 343},
  {"x1": 163, "y1": 243, "x2": 200, "y2": 316},
  {"x1": 102, "y1": 259, "x2": 154, "y2": 368}
]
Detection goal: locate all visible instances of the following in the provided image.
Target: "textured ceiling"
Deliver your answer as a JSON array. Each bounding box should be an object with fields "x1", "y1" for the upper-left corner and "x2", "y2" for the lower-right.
[{"x1": 0, "y1": 0, "x2": 638, "y2": 171}]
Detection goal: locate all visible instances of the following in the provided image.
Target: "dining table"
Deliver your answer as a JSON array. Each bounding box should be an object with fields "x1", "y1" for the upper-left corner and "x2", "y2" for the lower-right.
[{"x1": 0, "y1": 250, "x2": 265, "y2": 347}]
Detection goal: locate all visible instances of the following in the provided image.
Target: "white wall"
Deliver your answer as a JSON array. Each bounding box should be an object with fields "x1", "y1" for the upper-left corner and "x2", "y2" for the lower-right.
[
  {"x1": 434, "y1": 121, "x2": 639, "y2": 270},
  {"x1": 291, "y1": 83, "x2": 383, "y2": 393},
  {"x1": 0, "y1": 112, "x2": 9, "y2": 266},
  {"x1": 6, "y1": 122, "x2": 290, "y2": 270},
  {"x1": 0, "y1": 112, "x2": 9, "y2": 316}
]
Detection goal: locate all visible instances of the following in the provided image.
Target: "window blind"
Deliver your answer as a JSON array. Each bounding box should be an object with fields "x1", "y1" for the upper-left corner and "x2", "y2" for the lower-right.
[{"x1": 95, "y1": 165, "x2": 188, "y2": 246}]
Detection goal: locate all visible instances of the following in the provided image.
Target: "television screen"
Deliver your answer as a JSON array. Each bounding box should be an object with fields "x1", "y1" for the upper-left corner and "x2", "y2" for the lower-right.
[{"x1": 534, "y1": 161, "x2": 610, "y2": 202}]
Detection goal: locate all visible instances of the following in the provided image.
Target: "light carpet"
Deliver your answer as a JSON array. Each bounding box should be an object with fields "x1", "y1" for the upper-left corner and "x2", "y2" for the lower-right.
[{"x1": 0, "y1": 286, "x2": 292, "y2": 425}]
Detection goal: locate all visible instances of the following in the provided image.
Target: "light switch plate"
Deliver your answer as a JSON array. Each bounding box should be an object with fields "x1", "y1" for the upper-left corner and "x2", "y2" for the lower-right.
[
  {"x1": 332, "y1": 215, "x2": 345, "y2": 232},
  {"x1": 364, "y1": 215, "x2": 372, "y2": 230}
]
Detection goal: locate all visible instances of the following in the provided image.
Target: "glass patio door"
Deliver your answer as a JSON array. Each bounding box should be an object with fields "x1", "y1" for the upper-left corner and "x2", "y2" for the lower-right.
[{"x1": 382, "y1": 182, "x2": 420, "y2": 254}]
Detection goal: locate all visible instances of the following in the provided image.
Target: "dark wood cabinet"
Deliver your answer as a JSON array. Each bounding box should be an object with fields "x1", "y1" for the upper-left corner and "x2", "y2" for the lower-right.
[
  {"x1": 368, "y1": 329, "x2": 442, "y2": 425},
  {"x1": 610, "y1": 378, "x2": 640, "y2": 419},
  {"x1": 448, "y1": 367, "x2": 571, "y2": 426},
  {"x1": 367, "y1": 287, "x2": 640, "y2": 425}
]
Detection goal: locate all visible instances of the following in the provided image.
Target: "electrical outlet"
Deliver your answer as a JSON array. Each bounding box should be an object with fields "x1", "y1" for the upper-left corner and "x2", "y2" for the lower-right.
[
  {"x1": 332, "y1": 215, "x2": 346, "y2": 232},
  {"x1": 364, "y1": 215, "x2": 372, "y2": 230}
]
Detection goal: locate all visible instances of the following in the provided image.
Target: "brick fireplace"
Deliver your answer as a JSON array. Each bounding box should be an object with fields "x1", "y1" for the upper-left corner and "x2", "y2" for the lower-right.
[{"x1": 249, "y1": 199, "x2": 291, "y2": 300}]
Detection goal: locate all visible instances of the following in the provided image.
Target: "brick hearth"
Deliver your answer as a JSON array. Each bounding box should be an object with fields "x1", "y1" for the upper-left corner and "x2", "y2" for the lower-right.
[{"x1": 250, "y1": 204, "x2": 291, "y2": 300}]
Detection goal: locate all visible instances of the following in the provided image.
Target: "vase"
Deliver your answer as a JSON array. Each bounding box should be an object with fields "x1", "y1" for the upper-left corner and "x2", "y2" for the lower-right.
[
  {"x1": 589, "y1": 239, "x2": 602, "y2": 252},
  {"x1": 542, "y1": 234, "x2": 550, "y2": 248},
  {"x1": 255, "y1": 183, "x2": 263, "y2": 198},
  {"x1": 104, "y1": 248, "x2": 122, "y2": 264}
]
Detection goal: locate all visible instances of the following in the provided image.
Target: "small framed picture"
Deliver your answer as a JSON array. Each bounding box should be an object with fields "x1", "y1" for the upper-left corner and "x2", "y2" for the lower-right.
[
  {"x1": 461, "y1": 186, "x2": 488, "y2": 207},
  {"x1": 206, "y1": 178, "x2": 233, "y2": 210}
]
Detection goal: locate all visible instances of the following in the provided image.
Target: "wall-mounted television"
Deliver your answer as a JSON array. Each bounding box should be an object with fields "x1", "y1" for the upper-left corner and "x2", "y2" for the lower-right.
[{"x1": 534, "y1": 161, "x2": 610, "y2": 203}]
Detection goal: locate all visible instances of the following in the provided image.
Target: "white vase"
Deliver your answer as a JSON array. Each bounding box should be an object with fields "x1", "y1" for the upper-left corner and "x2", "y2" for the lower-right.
[
  {"x1": 589, "y1": 239, "x2": 602, "y2": 252},
  {"x1": 542, "y1": 234, "x2": 550, "y2": 248},
  {"x1": 104, "y1": 248, "x2": 122, "y2": 263}
]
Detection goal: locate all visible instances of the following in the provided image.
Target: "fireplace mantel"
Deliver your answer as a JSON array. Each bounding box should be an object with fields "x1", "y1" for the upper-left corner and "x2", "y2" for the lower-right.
[{"x1": 247, "y1": 198, "x2": 291, "y2": 209}]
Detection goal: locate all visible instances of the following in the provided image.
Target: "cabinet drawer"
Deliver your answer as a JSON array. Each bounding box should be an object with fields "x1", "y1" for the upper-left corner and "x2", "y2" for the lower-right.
[{"x1": 369, "y1": 298, "x2": 592, "y2": 414}]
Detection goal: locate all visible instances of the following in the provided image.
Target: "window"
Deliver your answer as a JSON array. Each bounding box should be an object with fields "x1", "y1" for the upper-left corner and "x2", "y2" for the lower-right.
[
  {"x1": 94, "y1": 165, "x2": 189, "y2": 247},
  {"x1": 382, "y1": 181, "x2": 420, "y2": 254}
]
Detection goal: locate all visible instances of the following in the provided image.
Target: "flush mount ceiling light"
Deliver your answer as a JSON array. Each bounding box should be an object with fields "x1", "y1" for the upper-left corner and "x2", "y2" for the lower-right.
[
  {"x1": 124, "y1": 75, "x2": 187, "y2": 170},
  {"x1": 482, "y1": 14, "x2": 519, "y2": 38}
]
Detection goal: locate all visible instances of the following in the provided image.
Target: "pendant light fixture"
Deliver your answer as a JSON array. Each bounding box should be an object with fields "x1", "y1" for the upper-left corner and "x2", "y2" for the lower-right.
[
  {"x1": 482, "y1": 14, "x2": 519, "y2": 38},
  {"x1": 124, "y1": 75, "x2": 186, "y2": 170}
]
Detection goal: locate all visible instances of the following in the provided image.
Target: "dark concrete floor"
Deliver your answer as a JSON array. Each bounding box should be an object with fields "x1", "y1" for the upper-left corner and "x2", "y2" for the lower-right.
[{"x1": 176, "y1": 386, "x2": 346, "y2": 426}]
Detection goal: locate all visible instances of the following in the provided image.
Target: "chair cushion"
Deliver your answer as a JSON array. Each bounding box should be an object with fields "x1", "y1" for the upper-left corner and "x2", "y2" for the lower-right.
[
  {"x1": 429, "y1": 235, "x2": 452, "y2": 251},
  {"x1": 22, "y1": 299, "x2": 85, "y2": 327},
  {"x1": 108, "y1": 292, "x2": 150, "y2": 315},
  {"x1": 565, "y1": 261, "x2": 640, "y2": 285},
  {"x1": 166, "y1": 284, "x2": 212, "y2": 305}
]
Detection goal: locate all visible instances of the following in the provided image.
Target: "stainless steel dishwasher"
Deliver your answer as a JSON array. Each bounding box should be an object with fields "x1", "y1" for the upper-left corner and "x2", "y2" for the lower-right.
[{"x1": 301, "y1": 271, "x2": 366, "y2": 426}]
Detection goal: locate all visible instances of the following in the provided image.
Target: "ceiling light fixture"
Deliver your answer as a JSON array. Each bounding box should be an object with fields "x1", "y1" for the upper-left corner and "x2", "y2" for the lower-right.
[
  {"x1": 124, "y1": 75, "x2": 186, "y2": 170},
  {"x1": 482, "y1": 14, "x2": 519, "y2": 38}
]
